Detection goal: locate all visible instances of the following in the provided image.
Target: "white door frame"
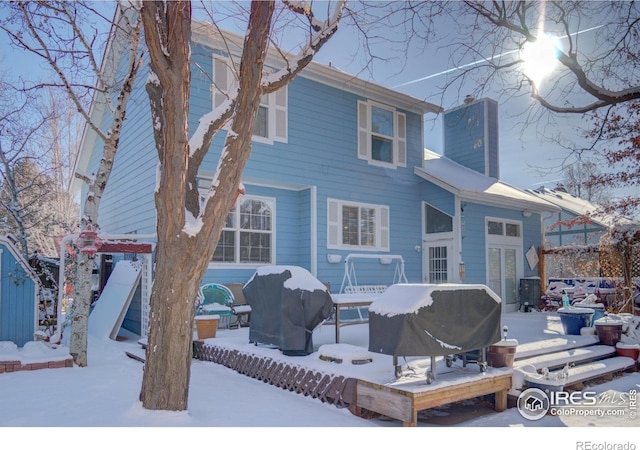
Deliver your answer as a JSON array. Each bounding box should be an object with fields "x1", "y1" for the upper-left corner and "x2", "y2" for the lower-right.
[
  {"x1": 421, "y1": 200, "x2": 461, "y2": 283},
  {"x1": 485, "y1": 217, "x2": 523, "y2": 313}
]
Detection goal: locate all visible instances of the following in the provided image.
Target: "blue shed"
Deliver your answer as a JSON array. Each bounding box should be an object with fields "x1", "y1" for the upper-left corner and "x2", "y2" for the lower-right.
[{"x1": 0, "y1": 235, "x2": 39, "y2": 347}]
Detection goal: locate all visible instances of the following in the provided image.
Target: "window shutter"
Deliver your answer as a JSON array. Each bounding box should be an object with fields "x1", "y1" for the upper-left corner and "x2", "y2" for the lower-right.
[
  {"x1": 213, "y1": 57, "x2": 230, "y2": 109},
  {"x1": 396, "y1": 112, "x2": 406, "y2": 167},
  {"x1": 357, "y1": 101, "x2": 370, "y2": 161},
  {"x1": 327, "y1": 199, "x2": 339, "y2": 248},
  {"x1": 273, "y1": 86, "x2": 288, "y2": 142},
  {"x1": 380, "y1": 206, "x2": 390, "y2": 251}
]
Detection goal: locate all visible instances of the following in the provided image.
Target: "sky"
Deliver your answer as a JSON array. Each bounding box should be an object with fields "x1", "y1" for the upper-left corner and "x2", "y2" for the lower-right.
[
  {"x1": 0, "y1": 1, "x2": 637, "y2": 202},
  {"x1": 1, "y1": 310, "x2": 639, "y2": 446},
  {"x1": 306, "y1": 4, "x2": 599, "y2": 193}
]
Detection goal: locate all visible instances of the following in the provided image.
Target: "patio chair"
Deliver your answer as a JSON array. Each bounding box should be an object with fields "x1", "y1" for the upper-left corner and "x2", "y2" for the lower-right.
[
  {"x1": 224, "y1": 283, "x2": 251, "y2": 328},
  {"x1": 196, "y1": 283, "x2": 234, "y2": 328}
]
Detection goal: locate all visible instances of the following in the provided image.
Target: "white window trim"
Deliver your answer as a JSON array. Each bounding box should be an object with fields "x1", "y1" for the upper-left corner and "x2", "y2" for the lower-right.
[
  {"x1": 486, "y1": 217, "x2": 523, "y2": 245},
  {"x1": 201, "y1": 191, "x2": 276, "y2": 269},
  {"x1": 327, "y1": 198, "x2": 390, "y2": 251},
  {"x1": 212, "y1": 54, "x2": 287, "y2": 145},
  {"x1": 357, "y1": 100, "x2": 406, "y2": 169},
  {"x1": 422, "y1": 201, "x2": 454, "y2": 238}
]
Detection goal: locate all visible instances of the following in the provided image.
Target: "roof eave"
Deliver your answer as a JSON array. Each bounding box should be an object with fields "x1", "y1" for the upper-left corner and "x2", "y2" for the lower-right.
[{"x1": 414, "y1": 167, "x2": 561, "y2": 213}]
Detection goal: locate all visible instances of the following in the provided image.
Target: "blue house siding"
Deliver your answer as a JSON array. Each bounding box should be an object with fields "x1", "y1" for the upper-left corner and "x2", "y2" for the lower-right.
[
  {"x1": 184, "y1": 57, "x2": 428, "y2": 289},
  {"x1": 459, "y1": 203, "x2": 542, "y2": 285},
  {"x1": 420, "y1": 183, "x2": 456, "y2": 217},
  {"x1": 0, "y1": 241, "x2": 37, "y2": 347},
  {"x1": 85, "y1": 50, "x2": 158, "y2": 236},
  {"x1": 77, "y1": 24, "x2": 559, "y2": 329}
]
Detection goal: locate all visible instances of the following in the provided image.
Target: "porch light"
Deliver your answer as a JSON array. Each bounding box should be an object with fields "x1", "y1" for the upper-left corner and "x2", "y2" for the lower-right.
[{"x1": 76, "y1": 222, "x2": 103, "y2": 257}]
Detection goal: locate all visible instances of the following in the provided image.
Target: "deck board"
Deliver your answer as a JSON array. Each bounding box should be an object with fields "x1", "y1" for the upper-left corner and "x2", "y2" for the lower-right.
[{"x1": 354, "y1": 369, "x2": 512, "y2": 426}]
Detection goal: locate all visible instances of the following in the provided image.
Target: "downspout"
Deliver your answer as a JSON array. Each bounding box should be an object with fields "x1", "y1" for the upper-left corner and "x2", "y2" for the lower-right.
[{"x1": 310, "y1": 186, "x2": 317, "y2": 277}]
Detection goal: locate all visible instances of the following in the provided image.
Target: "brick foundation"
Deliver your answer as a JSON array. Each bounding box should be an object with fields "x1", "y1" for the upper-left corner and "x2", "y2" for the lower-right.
[{"x1": 0, "y1": 358, "x2": 74, "y2": 374}]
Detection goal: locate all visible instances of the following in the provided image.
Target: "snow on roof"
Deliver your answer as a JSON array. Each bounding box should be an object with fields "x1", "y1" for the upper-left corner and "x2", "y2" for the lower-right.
[
  {"x1": 416, "y1": 150, "x2": 560, "y2": 213},
  {"x1": 527, "y1": 187, "x2": 634, "y2": 228},
  {"x1": 368, "y1": 283, "x2": 500, "y2": 317}
]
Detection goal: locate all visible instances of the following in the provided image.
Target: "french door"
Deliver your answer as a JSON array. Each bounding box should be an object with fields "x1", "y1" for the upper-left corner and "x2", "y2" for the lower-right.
[{"x1": 488, "y1": 245, "x2": 519, "y2": 312}]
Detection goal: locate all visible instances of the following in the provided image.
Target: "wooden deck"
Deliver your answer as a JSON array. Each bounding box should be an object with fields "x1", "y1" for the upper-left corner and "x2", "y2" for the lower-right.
[{"x1": 351, "y1": 370, "x2": 512, "y2": 427}]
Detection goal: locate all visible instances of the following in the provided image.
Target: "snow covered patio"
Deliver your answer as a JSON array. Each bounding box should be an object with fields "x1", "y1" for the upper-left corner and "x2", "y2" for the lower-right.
[{"x1": 186, "y1": 310, "x2": 639, "y2": 426}]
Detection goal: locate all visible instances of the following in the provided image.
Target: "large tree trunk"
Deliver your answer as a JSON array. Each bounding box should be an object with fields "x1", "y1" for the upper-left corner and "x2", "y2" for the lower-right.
[{"x1": 139, "y1": 0, "x2": 275, "y2": 411}]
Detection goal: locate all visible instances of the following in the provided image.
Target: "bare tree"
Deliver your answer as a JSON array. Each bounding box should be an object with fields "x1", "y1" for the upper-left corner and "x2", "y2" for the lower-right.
[
  {"x1": 1, "y1": 1, "x2": 144, "y2": 366},
  {"x1": 352, "y1": 1, "x2": 640, "y2": 218},
  {"x1": 0, "y1": 83, "x2": 80, "y2": 258},
  {"x1": 562, "y1": 159, "x2": 612, "y2": 206},
  {"x1": 138, "y1": 0, "x2": 345, "y2": 411},
  {"x1": 34, "y1": 89, "x2": 83, "y2": 256},
  {"x1": 0, "y1": 80, "x2": 53, "y2": 259},
  {"x1": 586, "y1": 99, "x2": 640, "y2": 217}
]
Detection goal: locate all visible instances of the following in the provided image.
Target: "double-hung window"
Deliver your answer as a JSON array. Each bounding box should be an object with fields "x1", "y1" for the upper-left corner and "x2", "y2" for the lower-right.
[
  {"x1": 213, "y1": 55, "x2": 287, "y2": 143},
  {"x1": 357, "y1": 100, "x2": 406, "y2": 168},
  {"x1": 327, "y1": 199, "x2": 390, "y2": 251}
]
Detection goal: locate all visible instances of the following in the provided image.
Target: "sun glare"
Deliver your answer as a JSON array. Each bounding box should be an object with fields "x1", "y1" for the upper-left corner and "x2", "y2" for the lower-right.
[{"x1": 521, "y1": 33, "x2": 559, "y2": 87}]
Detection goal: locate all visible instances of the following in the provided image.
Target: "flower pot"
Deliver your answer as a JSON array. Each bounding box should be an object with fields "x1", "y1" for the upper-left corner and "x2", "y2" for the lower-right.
[
  {"x1": 487, "y1": 339, "x2": 518, "y2": 368},
  {"x1": 195, "y1": 315, "x2": 220, "y2": 340},
  {"x1": 615, "y1": 342, "x2": 639, "y2": 360},
  {"x1": 594, "y1": 317, "x2": 623, "y2": 346}
]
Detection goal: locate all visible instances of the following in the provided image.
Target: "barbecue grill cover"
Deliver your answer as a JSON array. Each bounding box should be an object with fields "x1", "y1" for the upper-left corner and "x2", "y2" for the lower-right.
[
  {"x1": 368, "y1": 284, "x2": 501, "y2": 357},
  {"x1": 243, "y1": 266, "x2": 333, "y2": 355}
]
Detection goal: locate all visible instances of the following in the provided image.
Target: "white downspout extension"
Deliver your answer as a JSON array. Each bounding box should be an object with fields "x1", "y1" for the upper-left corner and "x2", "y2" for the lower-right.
[
  {"x1": 310, "y1": 186, "x2": 317, "y2": 277},
  {"x1": 455, "y1": 196, "x2": 463, "y2": 283},
  {"x1": 52, "y1": 233, "x2": 156, "y2": 343}
]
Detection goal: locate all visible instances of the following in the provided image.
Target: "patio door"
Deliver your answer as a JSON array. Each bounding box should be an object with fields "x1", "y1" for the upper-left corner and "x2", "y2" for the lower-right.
[
  {"x1": 486, "y1": 218, "x2": 523, "y2": 313},
  {"x1": 488, "y1": 245, "x2": 520, "y2": 312}
]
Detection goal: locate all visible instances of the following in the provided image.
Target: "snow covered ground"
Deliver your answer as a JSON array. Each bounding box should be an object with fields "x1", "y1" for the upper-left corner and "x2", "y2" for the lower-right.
[{"x1": 1, "y1": 311, "x2": 639, "y2": 450}]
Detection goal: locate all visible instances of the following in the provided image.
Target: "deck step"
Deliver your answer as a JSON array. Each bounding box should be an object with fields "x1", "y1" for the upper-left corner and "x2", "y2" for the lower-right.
[
  {"x1": 514, "y1": 336, "x2": 599, "y2": 360},
  {"x1": 514, "y1": 344, "x2": 616, "y2": 371},
  {"x1": 557, "y1": 356, "x2": 637, "y2": 388}
]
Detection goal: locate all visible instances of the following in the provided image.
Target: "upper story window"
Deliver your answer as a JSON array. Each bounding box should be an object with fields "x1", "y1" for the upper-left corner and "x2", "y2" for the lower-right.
[
  {"x1": 357, "y1": 100, "x2": 406, "y2": 168},
  {"x1": 213, "y1": 55, "x2": 287, "y2": 144},
  {"x1": 327, "y1": 198, "x2": 390, "y2": 251}
]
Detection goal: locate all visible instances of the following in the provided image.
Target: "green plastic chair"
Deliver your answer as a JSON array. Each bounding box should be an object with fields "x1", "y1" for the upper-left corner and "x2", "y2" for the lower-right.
[{"x1": 196, "y1": 283, "x2": 234, "y2": 328}]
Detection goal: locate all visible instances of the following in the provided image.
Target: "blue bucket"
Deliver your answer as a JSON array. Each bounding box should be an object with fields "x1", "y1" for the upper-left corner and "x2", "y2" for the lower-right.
[
  {"x1": 557, "y1": 307, "x2": 594, "y2": 335},
  {"x1": 574, "y1": 303, "x2": 605, "y2": 325}
]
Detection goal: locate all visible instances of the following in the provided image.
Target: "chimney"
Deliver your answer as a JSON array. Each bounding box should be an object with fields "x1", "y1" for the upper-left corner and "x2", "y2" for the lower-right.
[{"x1": 443, "y1": 97, "x2": 500, "y2": 179}]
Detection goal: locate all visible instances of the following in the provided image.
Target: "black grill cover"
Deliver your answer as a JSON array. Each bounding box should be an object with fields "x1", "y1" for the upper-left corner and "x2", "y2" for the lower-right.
[
  {"x1": 368, "y1": 284, "x2": 501, "y2": 357},
  {"x1": 243, "y1": 266, "x2": 333, "y2": 356}
]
